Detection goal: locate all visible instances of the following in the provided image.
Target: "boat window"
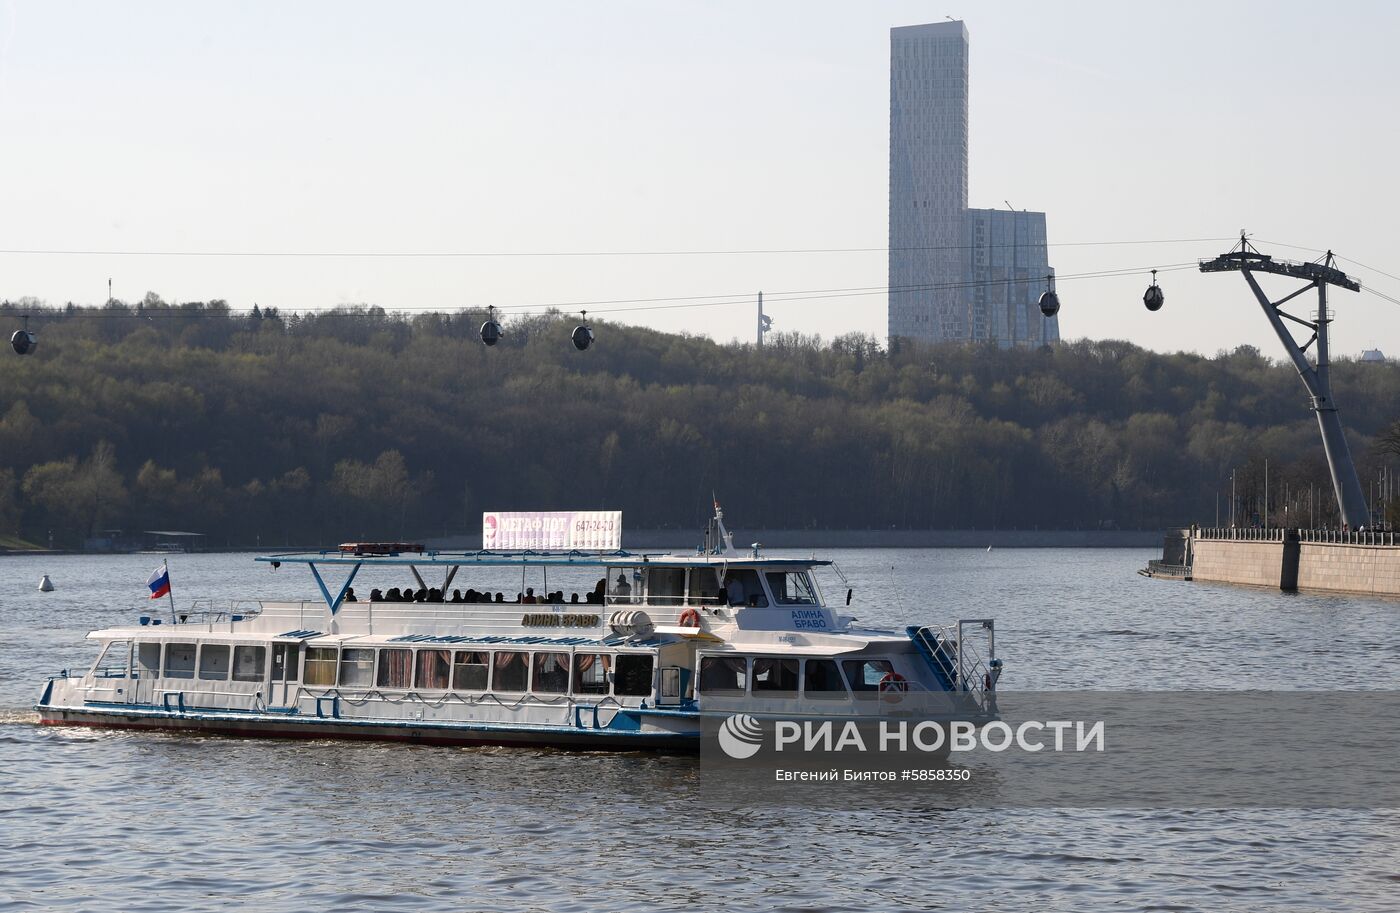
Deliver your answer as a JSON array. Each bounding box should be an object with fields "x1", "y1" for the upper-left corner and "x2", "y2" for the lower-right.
[
  {"x1": 232, "y1": 645, "x2": 266, "y2": 683},
  {"x1": 339, "y1": 648, "x2": 375, "y2": 688},
  {"x1": 493, "y1": 651, "x2": 528, "y2": 692},
  {"x1": 198, "y1": 644, "x2": 231, "y2": 681},
  {"x1": 765, "y1": 571, "x2": 818, "y2": 605},
  {"x1": 272, "y1": 643, "x2": 301, "y2": 682},
  {"x1": 163, "y1": 642, "x2": 197, "y2": 679},
  {"x1": 573, "y1": 653, "x2": 610, "y2": 695},
  {"x1": 93, "y1": 640, "x2": 132, "y2": 678},
  {"x1": 532, "y1": 652, "x2": 571, "y2": 694},
  {"x1": 377, "y1": 648, "x2": 412, "y2": 689},
  {"x1": 304, "y1": 647, "x2": 338, "y2": 686},
  {"x1": 660, "y1": 667, "x2": 681, "y2": 698},
  {"x1": 688, "y1": 568, "x2": 724, "y2": 605},
  {"x1": 135, "y1": 642, "x2": 161, "y2": 679},
  {"x1": 415, "y1": 649, "x2": 452, "y2": 690},
  {"x1": 721, "y1": 569, "x2": 768, "y2": 607},
  {"x1": 752, "y1": 657, "x2": 799, "y2": 697},
  {"x1": 842, "y1": 658, "x2": 896, "y2": 698},
  {"x1": 803, "y1": 658, "x2": 847, "y2": 700},
  {"x1": 699, "y1": 656, "x2": 748, "y2": 695},
  {"x1": 607, "y1": 567, "x2": 640, "y2": 604},
  {"x1": 614, "y1": 654, "x2": 654, "y2": 696},
  {"x1": 647, "y1": 567, "x2": 686, "y2": 606},
  {"x1": 453, "y1": 651, "x2": 490, "y2": 691}
]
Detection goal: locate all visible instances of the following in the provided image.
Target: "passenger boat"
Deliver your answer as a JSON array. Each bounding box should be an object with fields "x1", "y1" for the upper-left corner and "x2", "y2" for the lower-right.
[{"x1": 36, "y1": 508, "x2": 1002, "y2": 751}]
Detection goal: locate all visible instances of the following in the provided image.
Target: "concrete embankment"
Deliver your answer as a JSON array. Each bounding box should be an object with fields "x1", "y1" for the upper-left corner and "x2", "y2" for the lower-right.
[
  {"x1": 1191, "y1": 538, "x2": 1292, "y2": 589},
  {"x1": 1296, "y1": 541, "x2": 1400, "y2": 596},
  {"x1": 1182, "y1": 529, "x2": 1400, "y2": 597}
]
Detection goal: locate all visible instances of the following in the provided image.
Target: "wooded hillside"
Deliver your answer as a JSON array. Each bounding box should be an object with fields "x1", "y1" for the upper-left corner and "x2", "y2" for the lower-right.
[{"x1": 1, "y1": 296, "x2": 1397, "y2": 547}]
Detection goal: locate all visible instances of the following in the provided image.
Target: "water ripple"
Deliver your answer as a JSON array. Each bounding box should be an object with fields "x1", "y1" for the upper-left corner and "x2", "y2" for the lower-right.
[{"x1": 2, "y1": 550, "x2": 1398, "y2": 911}]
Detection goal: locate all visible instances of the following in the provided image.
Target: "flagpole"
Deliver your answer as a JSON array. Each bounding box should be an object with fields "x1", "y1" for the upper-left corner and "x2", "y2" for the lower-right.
[{"x1": 164, "y1": 558, "x2": 176, "y2": 623}]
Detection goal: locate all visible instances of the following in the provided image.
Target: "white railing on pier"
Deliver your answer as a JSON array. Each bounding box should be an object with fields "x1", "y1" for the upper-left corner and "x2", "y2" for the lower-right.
[{"x1": 1193, "y1": 527, "x2": 1397, "y2": 546}]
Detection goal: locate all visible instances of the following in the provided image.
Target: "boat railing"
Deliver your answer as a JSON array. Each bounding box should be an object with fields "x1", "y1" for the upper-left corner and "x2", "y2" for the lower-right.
[
  {"x1": 170, "y1": 599, "x2": 265, "y2": 625},
  {"x1": 909, "y1": 621, "x2": 998, "y2": 713}
]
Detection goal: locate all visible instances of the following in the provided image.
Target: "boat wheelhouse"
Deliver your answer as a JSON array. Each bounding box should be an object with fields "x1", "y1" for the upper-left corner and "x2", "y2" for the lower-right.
[{"x1": 37, "y1": 510, "x2": 1002, "y2": 750}]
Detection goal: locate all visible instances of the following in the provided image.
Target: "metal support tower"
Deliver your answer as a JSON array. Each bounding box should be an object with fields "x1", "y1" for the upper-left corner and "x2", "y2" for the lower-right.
[
  {"x1": 1200, "y1": 235, "x2": 1370, "y2": 528},
  {"x1": 756, "y1": 291, "x2": 772, "y2": 348}
]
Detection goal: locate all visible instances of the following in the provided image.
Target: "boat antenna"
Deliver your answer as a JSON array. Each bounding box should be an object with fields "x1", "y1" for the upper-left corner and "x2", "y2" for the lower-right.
[{"x1": 707, "y1": 496, "x2": 738, "y2": 557}]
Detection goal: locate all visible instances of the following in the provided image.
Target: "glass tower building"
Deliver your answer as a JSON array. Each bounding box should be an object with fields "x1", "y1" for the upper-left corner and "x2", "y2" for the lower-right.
[{"x1": 888, "y1": 21, "x2": 1057, "y2": 348}]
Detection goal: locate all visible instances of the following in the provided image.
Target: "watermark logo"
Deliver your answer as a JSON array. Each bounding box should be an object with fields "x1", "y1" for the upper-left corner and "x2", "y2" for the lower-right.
[{"x1": 718, "y1": 713, "x2": 765, "y2": 759}]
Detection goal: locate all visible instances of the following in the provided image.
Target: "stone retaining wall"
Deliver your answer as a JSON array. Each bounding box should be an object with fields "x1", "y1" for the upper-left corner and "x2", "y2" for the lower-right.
[
  {"x1": 1190, "y1": 539, "x2": 1287, "y2": 589},
  {"x1": 1296, "y1": 543, "x2": 1400, "y2": 596}
]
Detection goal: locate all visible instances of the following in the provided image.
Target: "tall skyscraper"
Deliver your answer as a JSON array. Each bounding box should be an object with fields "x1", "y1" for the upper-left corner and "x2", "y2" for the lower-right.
[
  {"x1": 963, "y1": 208, "x2": 1057, "y2": 346},
  {"x1": 888, "y1": 21, "x2": 969, "y2": 343},
  {"x1": 888, "y1": 21, "x2": 1058, "y2": 348}
]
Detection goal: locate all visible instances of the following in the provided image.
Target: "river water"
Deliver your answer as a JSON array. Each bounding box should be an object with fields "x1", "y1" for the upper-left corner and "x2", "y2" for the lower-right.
[{"x1": 1, "y1": 548, "x2": 1396, "y2": 912}]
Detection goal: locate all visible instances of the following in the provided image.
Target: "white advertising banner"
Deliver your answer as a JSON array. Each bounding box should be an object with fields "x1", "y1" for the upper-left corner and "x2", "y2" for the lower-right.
[{"x1": 482, "y1": 510, "x2": 623, "y2": 551}]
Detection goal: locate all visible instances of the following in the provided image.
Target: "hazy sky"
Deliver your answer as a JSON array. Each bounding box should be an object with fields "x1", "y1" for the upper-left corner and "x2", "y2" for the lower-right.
[{"x1": 2, "y1": 0, "x2": 1397, "y2": 355}]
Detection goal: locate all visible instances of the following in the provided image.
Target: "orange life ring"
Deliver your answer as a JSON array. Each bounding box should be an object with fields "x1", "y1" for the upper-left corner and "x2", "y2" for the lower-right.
[
  {"x1": 878, "y1": 671, "x2": 908, "y2": 694},
  {"x1": 678, "y1": 608, "x2": 702, "y2": 629}
]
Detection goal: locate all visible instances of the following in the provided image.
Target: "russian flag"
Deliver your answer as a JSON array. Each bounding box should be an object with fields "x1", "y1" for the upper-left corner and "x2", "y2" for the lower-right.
[{"x1": 147, "y1": 565, "x2": 171, "y2": 600}]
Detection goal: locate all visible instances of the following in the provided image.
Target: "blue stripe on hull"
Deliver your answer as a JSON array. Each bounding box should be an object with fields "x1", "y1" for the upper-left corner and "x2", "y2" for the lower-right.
[{"x1": 36, "y1": 703, "x2": 698, "y2": 752}]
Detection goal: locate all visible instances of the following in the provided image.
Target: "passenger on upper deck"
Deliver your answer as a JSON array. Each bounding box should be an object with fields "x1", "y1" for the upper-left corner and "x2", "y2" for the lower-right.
[
  {"x1": 370, "y1": 588, "x2": 383, "y2": 602},
  {"x1": 524, "y1": 587, "x2": 538, "y2": 604},
  {"x1": 343, "y1": 587, "x2": 357, "y2": 602},
  {"x1": 613, "y1": 572, "x2": 632, "y2": 601}
]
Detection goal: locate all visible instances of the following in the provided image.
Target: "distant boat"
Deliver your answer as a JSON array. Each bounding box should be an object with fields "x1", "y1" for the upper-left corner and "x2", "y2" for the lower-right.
[
  {"x1": 986, "y1": 545, "x2": 993, "y2": 552},
  {"x1": 137, "y1": 542, "x2": 187, "y2": 555},
  {"x1": 138, "y1": 531, "x2": 205, "y2": 554}
]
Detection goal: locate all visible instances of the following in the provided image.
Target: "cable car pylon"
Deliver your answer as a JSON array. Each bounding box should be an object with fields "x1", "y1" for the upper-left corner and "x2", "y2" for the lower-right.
[{"x1": 1198, "y1": 233, "x2": 1369, "y2": 528}]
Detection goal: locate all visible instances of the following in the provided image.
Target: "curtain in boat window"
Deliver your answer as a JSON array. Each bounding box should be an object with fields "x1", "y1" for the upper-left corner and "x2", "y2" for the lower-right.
[
  {"x1": 752, "y1": 657, "x2": 799, "y2": 695},
  {"x1": 304, "y1": 647, "x2": 337, "y2": 686},
  {"x1": 492, "y1": 651, "x2": 528, "y2": 692},
  {"x1": 532, "y1": 652, "x2": 571, "y2": 693},
  {"x1": 415, "y1": 649, "x2": 452, "y2": 690},
  {"x1": 377, "y1": 648, "x2": 412, "y2": 689},
  {"x1": 452, "y1": 651, "x2": 490, "y2": 690},
  {"x1": 573, "y1": 653, "x2": 610, "y2": 694},
  {"x1": 699, "y1": 656, "x2": 748, "y2": 695}
]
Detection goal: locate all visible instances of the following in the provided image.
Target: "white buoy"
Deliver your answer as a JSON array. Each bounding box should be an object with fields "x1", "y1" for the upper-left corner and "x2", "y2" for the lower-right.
[{"x1": 38, "y1": 575, "x2": 54, "y2": 592}]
